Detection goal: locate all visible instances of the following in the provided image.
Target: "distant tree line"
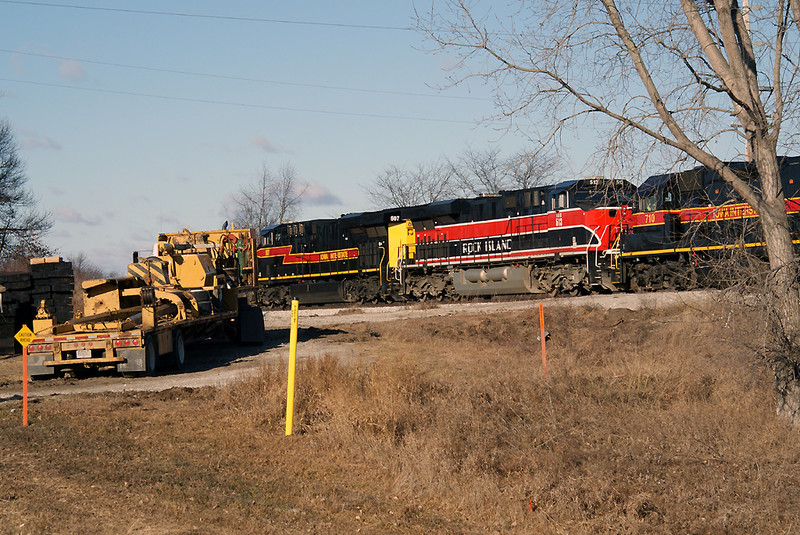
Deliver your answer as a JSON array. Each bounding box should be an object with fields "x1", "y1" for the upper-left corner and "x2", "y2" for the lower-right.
[
  {"x1": 226, "y1": 146, "x2": 558, "y2": 230},
  {"x1": 365, "y1": 146, "x2": 561, "y2": 208}
]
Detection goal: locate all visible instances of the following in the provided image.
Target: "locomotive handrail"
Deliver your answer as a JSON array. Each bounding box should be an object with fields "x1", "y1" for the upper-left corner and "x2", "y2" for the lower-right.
[
  {"x1": 588, "y1": 207, "x2": 623, "y2": 269},
  {"x1": 586, "y1": 225, "x2": 601, "y2": 273},
  {"x1": 393, "y1": 245, "x2": 408, "y2": 285},
  {"x1": 504, "y1": 218, "x2": 515, "y2": 262},
  {"x1": 609, "y1": 233, "x2": 622, "y2": 270}
]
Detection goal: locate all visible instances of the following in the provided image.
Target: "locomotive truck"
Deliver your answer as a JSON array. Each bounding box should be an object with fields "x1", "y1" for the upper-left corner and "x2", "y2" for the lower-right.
[{"x1": 26, "y1": 227, "x2": 264, "y2": 378}]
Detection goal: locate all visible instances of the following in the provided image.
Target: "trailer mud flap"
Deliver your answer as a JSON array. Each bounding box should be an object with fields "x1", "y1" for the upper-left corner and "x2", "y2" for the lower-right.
[
  {"x1": 238, "y1": 304, "x2": 265, "y2": 344},
  {"x1": 27, "y1": 353, "x2": 55, "y2": 378},
  {"x1": 117, "y1": 347, "x2": 146, "y2": 373}
]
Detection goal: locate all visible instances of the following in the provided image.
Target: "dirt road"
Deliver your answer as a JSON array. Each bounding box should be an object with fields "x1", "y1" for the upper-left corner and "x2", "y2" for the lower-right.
[{"x1": 0, "y1": 290, "x2": 714, "y2": 403}]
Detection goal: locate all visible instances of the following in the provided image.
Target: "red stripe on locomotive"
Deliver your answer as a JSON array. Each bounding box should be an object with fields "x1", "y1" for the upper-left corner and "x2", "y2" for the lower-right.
[
  {"x1": 257, "y1": 246, "x2": 359, "y2": 264},
  {"x1": 415, "y1": 207, "x2": 625, "y2": 251}
]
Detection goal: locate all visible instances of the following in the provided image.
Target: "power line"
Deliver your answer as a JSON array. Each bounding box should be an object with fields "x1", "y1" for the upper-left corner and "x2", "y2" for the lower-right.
[
  {"x1": 1, "y1": 49, "x2": 483, "y2": 102},
  {"x1": 0, "y1": 0, "x2": 415, "y2": 31},
  {"x1": 0, "y1": 77, "x2": 479, "y2": 124}
]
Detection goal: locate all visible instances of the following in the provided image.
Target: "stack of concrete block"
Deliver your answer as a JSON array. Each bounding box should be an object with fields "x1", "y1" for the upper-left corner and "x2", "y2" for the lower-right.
[
  {"x1": 0, "y1": 257, "x2": 74, "y2": 353},
  {"x1": 29, "y1": 258, "x2": 74, "y2": 324}
]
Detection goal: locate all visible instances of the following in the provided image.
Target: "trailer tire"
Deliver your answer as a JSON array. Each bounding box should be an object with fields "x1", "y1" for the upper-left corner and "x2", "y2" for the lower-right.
[
  {"x1": 173, "y1": 329, "x2": 185, "y2": 369},
  {"x1": 144, "y1": 335, "x2": 157, "y2": 375}
]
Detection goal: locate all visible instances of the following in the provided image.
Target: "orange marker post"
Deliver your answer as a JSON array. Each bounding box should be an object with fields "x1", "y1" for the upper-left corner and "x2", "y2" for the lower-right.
[
  {"x1": 539, "y1": 303, "x2": 548, "y2": 379},
  {"x1": 15, "y1": 325, "x2": 35, "y2": 427},
  {"x1": 22, "y1": 345, "x2": 28, "y2": 427}
]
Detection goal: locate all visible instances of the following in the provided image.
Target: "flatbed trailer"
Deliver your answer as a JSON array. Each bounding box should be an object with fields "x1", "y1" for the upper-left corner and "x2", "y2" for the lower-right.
[
  {"x1": 26, "y1": 227, "x2": 263, "y2": 378},
  {"x1": 26, "y1": 309, "x2": 246, "y2": 377}
]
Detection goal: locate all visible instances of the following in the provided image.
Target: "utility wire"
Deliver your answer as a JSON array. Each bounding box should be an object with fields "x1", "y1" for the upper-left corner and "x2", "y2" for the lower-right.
[
  {"x1": 0, "y1": 77, "x2": 480, "y2": 124},
  {"x1": 1, "y1": 49, "x2": 483, "y2": 102},
  {"x1": 0, "y1": 0, "x2": 415, "y2": 31}
]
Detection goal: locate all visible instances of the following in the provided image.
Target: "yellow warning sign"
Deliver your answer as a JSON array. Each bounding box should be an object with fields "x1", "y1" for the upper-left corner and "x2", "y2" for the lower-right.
[{"x1": 14, "y1": 325, "x2": 34, "y2": 348}]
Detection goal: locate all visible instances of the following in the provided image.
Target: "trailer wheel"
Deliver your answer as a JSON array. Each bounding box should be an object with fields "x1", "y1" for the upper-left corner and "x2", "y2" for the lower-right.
[
  {"x1": 173, "y1": 329, "x2": 185, "y2": 369},
  {"x1": 144, "y1": 335, "x2": 157, "y2": 375}
]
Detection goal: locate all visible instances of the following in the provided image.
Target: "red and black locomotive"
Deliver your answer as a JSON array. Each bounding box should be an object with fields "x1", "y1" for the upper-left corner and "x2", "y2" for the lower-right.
[{"x1": 410, "y1": 179, "x2": 633, "y2": 297}]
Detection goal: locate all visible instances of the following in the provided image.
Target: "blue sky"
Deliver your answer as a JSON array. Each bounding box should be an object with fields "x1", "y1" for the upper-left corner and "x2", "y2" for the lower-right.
[{"x1": 1, "y1": 1, "x2": 573, "y2": 273}]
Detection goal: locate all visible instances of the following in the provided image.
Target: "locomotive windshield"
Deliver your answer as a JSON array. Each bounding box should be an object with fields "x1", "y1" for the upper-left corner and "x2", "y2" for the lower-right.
[
  {"x1": 640, "y1": 193, "x2": 659, "y2": 212},
  {"x1": 566, "y1": 179, "x2": 635, "y2": 210},
  {"x1": 573, "y1": 189, "x2": 620, "y2": 210}
]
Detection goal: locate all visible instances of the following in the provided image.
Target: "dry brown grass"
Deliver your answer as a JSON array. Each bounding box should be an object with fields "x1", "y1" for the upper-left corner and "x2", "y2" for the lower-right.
[{"x1": 2, "y1": 302, "x2": 800, "y2": 534}]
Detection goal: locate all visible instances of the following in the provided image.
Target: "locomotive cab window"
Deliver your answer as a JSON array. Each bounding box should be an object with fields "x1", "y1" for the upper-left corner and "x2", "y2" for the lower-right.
[{"x1": 640, "y1": 194, "x2": 660, "y2": 212}]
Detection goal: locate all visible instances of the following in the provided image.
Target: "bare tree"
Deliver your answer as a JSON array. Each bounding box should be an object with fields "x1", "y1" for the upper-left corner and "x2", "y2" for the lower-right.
[
  {"x1": 273, "y1": 164, "x2": 306, "y2": 223},
  {"x1": 227, "y1": 163, "x2": 306, "y2": 230},
  {"x1": 0, "y1": 119, "x2": 52, "y2": 267},
  {"x1": 505, "y1": 148, "x2": 561, "y2": 189},
  {"x1": 419, "y1": 1, "x2": 800, "y2": 422},
  {"x1": 451, "y1": 146, "x2": 561, "y2": 193},
  {"x1": 69, "y1": 251, "x2": 107, "y2": 282},
  {"x1": 365, "y1": 160, "x2": 458, "y2": 208},
  {"x1": 449, "y1": 146, "x2": 507, "y2": 195}
]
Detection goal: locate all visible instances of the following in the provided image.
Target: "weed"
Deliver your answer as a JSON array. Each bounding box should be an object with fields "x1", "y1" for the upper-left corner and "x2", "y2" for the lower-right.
[{"x1": 1, "y1": 304, "x2": 799, "y2": 533}]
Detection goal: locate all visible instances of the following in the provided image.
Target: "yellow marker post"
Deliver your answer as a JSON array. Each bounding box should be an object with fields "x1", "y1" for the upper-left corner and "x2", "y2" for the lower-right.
[
  {"x1": 285, "y1": 299, "x2": 299, "y2": 436},
  {"x1": 15, "y1": 325, "x2": 34, "y2": 427}
]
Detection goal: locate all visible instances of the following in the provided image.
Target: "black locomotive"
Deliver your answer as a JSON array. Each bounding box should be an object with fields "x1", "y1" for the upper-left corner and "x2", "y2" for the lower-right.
[{"x1": 620, "y1": 156, "x2": 800, "y2": 290}]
